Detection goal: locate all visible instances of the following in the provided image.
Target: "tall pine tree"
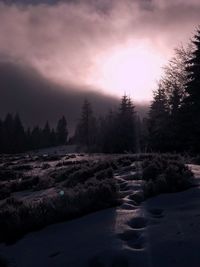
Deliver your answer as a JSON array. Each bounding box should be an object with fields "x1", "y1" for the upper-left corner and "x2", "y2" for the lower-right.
[
  {"x1": 148, "y1": 85, "x2": 169, "y2": 152},
  {"x1": 56, "y1": 116, "x2": 68, "y2": 145},
  {"x1": 75, "y1": 99, "x2": 97, "y2": 151},
  {"x1": 182, "y1": 27, "x2": 200, "y2": 151}
]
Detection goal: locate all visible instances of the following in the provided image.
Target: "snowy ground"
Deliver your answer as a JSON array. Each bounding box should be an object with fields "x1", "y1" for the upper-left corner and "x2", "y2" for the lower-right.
[{"x1": 1, "y1": 163, "x2": 200, "y2": 267}]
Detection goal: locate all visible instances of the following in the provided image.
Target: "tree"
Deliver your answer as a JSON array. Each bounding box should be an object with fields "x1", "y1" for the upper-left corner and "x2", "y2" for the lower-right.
[
  {"x1": 3, "y1": 113, "x2": 14, "y2": 153},
  {"x1": 182, "y1": 27, "x2": 200, "y2": 151},
  {"x1": 13, "y1": 114, "x2": 26, "y2": 152},
  {"x1": 148, "y1": 85, "x2": 169, "y2": 152},
  {"x1": 31, "y1": 126, "x2": 42, "y2": 149},
  {"x1": 116, "y1": 95, "x2": 136, "y2": 152},
  {"x1": 99, "y1": 110, "x2": 116, "y2": 153},
  {"x1": 42, "y1": 121, "x2": 51, "y2": 148},
  {"x1": 56, "y1": 116, "x2": 68, "y2": 145},
  {"x1": 147, "y1": 45, "x2": 192, "y2": 152},
  {"x1": 75, "y1": 99, "x2": 97, "y2": 151},
  {"x1": 161, "y1": 46, "x2": 191, "y2": 108},
  {"x1": 50, "y1": 128, "x2": 56, "y2": 147}
]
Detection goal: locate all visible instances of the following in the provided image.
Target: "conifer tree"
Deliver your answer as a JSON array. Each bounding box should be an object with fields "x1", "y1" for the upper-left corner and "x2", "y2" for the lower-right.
[
  {"x1": 182, "y1": 27, "x2": 200, "y2": 151},
  {"x1": 56, "y1": 116, "x2": 68, "y2": 145},
  {"x1": 75, "y1": 99, "x2": 97, "y2": 151},
  {"x1": 13, "y1": 114, "x2": 26, "y2": 152},
  {"x1": 115, "y1": 95, "x2": 136, "y2": 153},
  {"x1": 42, "y1": 121, "x2": 51, "y2": 148},
  {"x1": 148, "y1": 85, "x2": 169, "y2": 151}
]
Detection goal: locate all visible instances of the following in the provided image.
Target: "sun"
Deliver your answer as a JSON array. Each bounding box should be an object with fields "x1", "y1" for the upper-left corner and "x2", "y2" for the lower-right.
[{"x1": 89, "y1": 42, "x2": 167, "y2": 101}]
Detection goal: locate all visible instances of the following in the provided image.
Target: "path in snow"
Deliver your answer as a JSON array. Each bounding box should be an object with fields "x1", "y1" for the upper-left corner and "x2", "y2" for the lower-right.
[{"x1": 1, "y1": 164, "x2": 200, "y2": 266}]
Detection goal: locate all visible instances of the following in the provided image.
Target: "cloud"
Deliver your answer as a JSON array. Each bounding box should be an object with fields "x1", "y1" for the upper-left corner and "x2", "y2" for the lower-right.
[
  {"x1": 0, "y1": 60, "x2": 121, "y2": 131},
  {"x1": 0, "y1": 0, "x2": 199, "y2": 103}
]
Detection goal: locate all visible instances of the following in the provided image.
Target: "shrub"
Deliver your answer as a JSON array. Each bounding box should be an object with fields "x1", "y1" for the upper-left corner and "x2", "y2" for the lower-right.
[
  {"x1": 6, "y1": 197, "x2": 23, "y2": 206},
  {"x1": 12, "y1": 164, "x2": 33, "y2": 171},
  {"x1": 41, "y1": 163, "x2": 51, "y2": 170},
  {"x1": 0, "y1": 176, "x2": 119, "y2": 243},
  {"x1": 95, "y1": 168, "x2": 113, "y2": 181},
  {"x1": 52, "y1": 164, "x2": 82, "y2": 182},
  {"x1": 10, "y1": 176, "x2": 40, "y2": 192},
  {"x1": 142, "y1": 156, "x2": 193, "y2": 197},
  {"x1": 0, "y1": 169, "x2": 18, "y2": 181},
  {"x1": 62, "y1": 161, "x2": 115, "y2": 187},
  {"x1": 33, "y1": 176, "x2": 55, "y2": 190}
]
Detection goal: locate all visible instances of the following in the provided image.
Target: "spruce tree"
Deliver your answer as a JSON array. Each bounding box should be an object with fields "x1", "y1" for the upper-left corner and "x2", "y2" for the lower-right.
[
  {"x1": 3, "y1": 113, "x2": 14, "y2": 153},
  {"x1": 56, "y1": 116, "x2": 68, "y2": 145},
  {"x1": 183, "y1": 27, "x2": 200, "y2": 151},
  {"x1": 75, "y1": 99, "x2": 97, "y2": 151},
  {"x1": 13, "y1": 114, "x2": 26, "y2": 152},
  {"x1": 115, "y1": 95, "x2": 136, "y2": 153},
  {"x1": 42, "y1": 121, "x2": 51, "y2": 148},
  {"x1": 148, "y1": 85, "x2": 169, "y2": 152}
]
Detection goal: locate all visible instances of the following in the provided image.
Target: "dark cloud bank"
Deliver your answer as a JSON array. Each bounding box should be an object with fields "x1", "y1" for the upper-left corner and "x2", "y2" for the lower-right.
[{"x1": 0, "y1": 61, "x2": 122, "y2": 132}]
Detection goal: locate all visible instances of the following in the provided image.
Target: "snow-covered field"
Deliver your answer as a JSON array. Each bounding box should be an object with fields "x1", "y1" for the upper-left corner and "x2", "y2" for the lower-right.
[{"x1": 1, "y1": 160, "x2": 200, "y2": 267}]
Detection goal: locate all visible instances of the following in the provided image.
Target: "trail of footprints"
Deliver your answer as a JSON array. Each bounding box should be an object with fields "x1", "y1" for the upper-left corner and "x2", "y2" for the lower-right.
[
  {"x1": 88, "y1": 169, "x2": 165, "y2": 267},
  {"x1": 116, "y1": 170, "x2": 164, "y2": 251}
]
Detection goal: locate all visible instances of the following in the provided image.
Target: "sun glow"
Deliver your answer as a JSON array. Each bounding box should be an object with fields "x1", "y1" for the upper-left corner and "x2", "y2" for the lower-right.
[{"x1": 90, "y1": 42, "x2": 167, "y2": 101}]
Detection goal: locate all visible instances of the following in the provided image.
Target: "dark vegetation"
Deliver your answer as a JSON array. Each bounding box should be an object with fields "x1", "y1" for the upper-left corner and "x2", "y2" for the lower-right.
[
  {"x1": 0, "y1": 152, "x2": 195, "y2": 245},
  {"x1": 142, "y1": 155, "x2": 194, "y2": 197},
  {"x1": 0, "y1": 114, "x2": 68, "y2": 153},
  {"x1": 0, "y1": 156, "x2": 126, "y2": 244},
  {"x1": 147, "y1": 27, "x2": 200, "y2": 154}
]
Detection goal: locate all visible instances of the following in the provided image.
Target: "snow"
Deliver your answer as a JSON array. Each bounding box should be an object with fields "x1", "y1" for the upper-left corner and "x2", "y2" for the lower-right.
[{"x1": 1, "y1": 164, "x2": 200, "y2": 267}]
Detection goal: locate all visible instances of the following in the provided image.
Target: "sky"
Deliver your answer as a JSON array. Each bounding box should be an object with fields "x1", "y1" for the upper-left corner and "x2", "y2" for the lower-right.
[{"x1": 0, "y1": 0, "x2": 199, "y2": 112}]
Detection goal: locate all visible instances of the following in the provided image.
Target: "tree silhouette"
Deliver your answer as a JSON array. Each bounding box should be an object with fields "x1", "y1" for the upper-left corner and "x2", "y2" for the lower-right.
[
  {"x1": 148, "y1": 85, "x2": 169, "y2": 152},
  {"x1": 42, "y1": 121, "x2": 51, "y2": 148},
  {"x1": 56, "y1": 116, "x2": 68, "y2": 145},
  {"x1": 75, "y1": 99, "x2": 97, "y2": 151},
  {"x1": 116, "y1": 95, "x2": 136, "y2": 152},
  {"x1": 13, "y1": 114, "x2": 26, "y2": 152},
  {"x1": 182, "y1": 27, "x2": 200, "y2": 151}
]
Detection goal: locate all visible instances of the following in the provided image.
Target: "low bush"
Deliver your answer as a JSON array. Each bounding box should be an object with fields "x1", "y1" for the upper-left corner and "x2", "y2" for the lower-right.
[
  {"x1": 52, "y1": 164, "x2": 82, "y2": 182},
  {"x1": 0, "y1": 176, "x2": 119, "y2": 243},
  {"x1": 95, "y1": 168, "x2": 113, "y2": 181},
  {"x1": 41, "y1": 163, "x2": 51, "y2": 170},
  {"x1": 0, "y1": 169, "x2": 18, "y2": 181},
  {"x1": 142, "y1": 156, "x2": 193, "y2": 197},
  {"x1": 10, "y1": 176, "x2": 40, "y2": 192},
  {"x1": 33, "y1": 176, "x2": 54, "y2": 190},
  {"x1": 12, "y1": 164, "x2": 33, "y2": 171},
  {"x1": 63, "y1": 161, "x2": 115, "y2": 187}
]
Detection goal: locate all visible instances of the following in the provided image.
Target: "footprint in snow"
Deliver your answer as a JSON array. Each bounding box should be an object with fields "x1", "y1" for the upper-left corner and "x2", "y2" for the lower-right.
[
  {"x1": 127, "y1": 217, "x2": 148, "y2": 229},
  {"x1": 118, "y1": 230, "x2": 145, "y2": 250},
  {"x1": 148, "y1": 208, "x2": 164, "y2": 219},
  {"x1": 119, "y1": 203, "x2": 137, "y2": 211}
]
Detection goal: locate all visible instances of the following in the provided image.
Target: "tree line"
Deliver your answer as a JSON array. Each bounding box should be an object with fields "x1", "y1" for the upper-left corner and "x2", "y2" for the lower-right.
[
  {"x1": 147, "y1": 27, "x2": 200, "y2": 153},
  {"x1": 75, "y1": 26, "x2": 200, "y2": 154},
  {"x1": 0, "y1": 95, "x2": 139, "y2": 154},
  {"x1": 0, "y1": 114, "x2": 68, "y2": 153},
  {"x1": 74, "y1": 95, "x2": 139, "y2": 153}
]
